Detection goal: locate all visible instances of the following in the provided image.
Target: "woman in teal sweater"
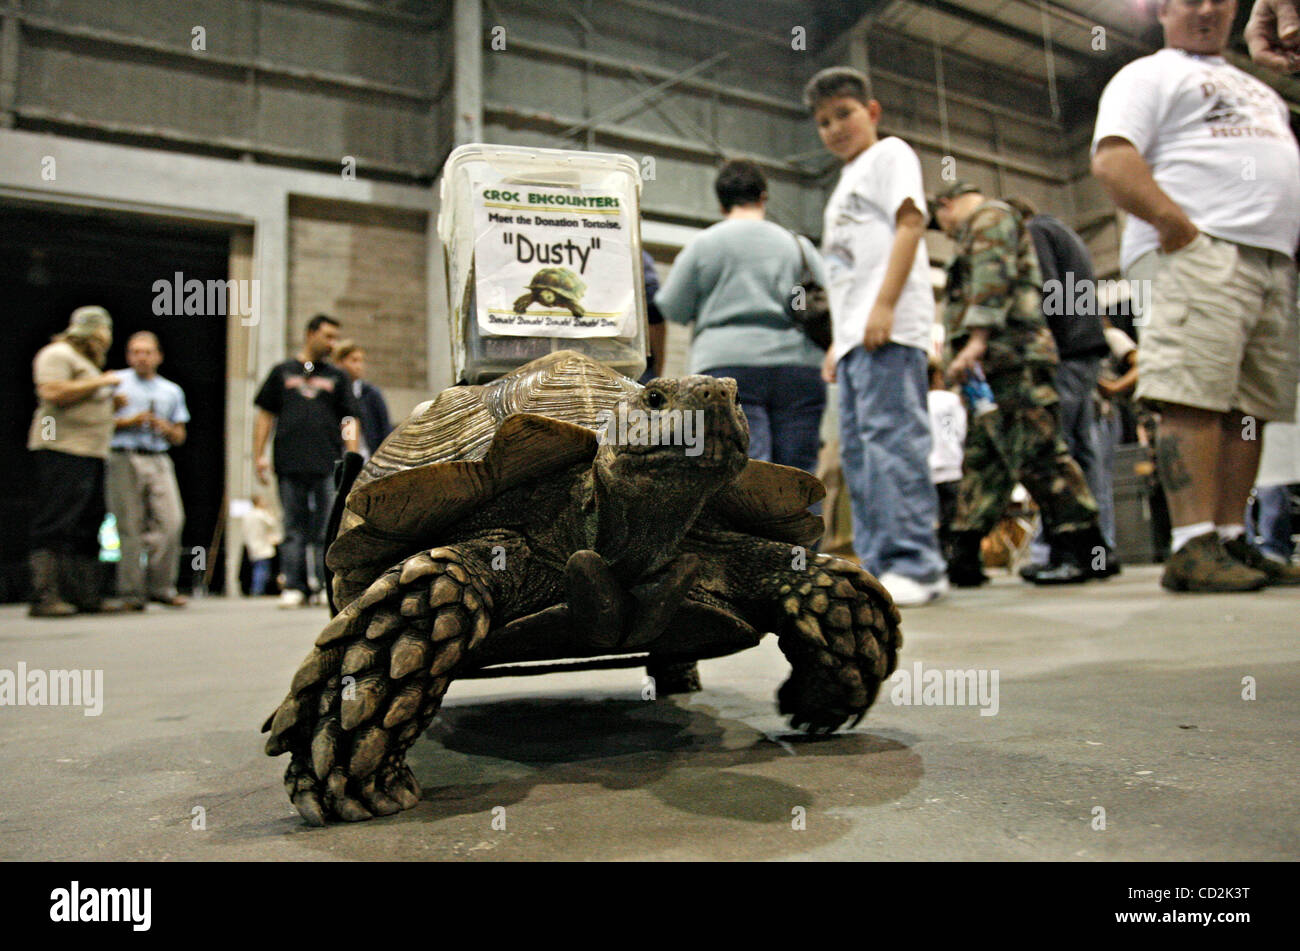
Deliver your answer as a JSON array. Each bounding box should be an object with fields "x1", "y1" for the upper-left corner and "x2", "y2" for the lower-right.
[{"x1": 654, "y1": 160, "x2": 829, "y2": 474}]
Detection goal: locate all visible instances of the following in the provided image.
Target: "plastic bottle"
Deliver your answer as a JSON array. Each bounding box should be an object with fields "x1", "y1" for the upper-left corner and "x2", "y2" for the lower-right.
[
  {"x1": 962, "y1": 363, "x2": 998, "y2": 417},
  {"x1": 98, "y1": 513, "x2": 121, "y2": 563}
]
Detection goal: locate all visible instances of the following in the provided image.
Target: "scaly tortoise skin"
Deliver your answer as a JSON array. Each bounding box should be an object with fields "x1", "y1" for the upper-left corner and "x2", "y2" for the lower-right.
[{"x1": 263, "y1": 350, "x2": 901, "y2": 825}]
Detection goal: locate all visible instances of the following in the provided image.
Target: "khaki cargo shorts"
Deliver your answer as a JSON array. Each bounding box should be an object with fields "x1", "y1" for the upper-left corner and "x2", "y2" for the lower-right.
[{"x1": 1127, "y1": 233, "x2": 1299, "y2": 423}]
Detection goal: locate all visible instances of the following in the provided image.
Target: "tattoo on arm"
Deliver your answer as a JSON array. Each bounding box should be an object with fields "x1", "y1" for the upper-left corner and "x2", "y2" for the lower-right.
[{"x1": 1156, "y1": 432, "x2": 1193, "y2": 492}]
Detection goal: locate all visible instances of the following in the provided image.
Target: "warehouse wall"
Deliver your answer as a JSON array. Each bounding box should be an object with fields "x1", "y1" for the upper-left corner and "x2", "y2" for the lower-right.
[
  {"x1": 479, "y1": 0, "x2": 831, "y2": 236},
  {"x1": 288, "y1": 196, "x2": 430, "y2": 397},
  {"x1": 6, "y1": 0, "x2": 453, "y2": 179}
]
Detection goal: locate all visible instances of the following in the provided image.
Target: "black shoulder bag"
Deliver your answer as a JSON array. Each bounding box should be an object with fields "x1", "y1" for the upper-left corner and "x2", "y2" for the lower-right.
[{"x1": 782, "y1": 230, "x2": 832, "y2": 351}]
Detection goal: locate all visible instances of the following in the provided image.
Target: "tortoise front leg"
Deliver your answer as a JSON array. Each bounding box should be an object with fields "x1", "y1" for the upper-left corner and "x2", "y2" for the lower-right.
[
  {"x1": 262, "y1": 537, "x2": 530, "y2": 825},
  {"x1": 701, "y1": 535, "x2": 902, "y2": 733}
]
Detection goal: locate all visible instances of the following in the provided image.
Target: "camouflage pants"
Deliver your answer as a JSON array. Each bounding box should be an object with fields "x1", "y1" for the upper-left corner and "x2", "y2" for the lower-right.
[{"x1": 953, "y1": 364, "x2": 1099, "y2": 537}]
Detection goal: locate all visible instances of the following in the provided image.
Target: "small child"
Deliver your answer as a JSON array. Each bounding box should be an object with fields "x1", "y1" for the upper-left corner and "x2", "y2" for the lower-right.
[
  {"x1": 927, "y1": 358, "x2": 967, "y2": 562},
  {"x1": 243, "y1": 495, "x2": 283, "y2": 596},
  {"x1": 803, "y1": 65, "x2": 947, "y2": 606}
]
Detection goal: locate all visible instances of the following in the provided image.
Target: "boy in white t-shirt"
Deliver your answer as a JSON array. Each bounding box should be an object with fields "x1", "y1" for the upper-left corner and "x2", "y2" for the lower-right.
[
  {"x1": 1092, "y1": 0, "x2": 1300, "y2": 592},
  {"x1": 803, "y1": 66, "x2": 947, "y2": 607}
]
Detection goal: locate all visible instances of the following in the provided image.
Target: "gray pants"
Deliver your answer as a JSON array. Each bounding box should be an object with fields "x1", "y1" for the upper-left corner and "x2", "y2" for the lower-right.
[
  {"x1": 1055, "y1": 357, "x2": 1102, "y2": 486},
  {"x1": 1094, "y1": 408, "x2": 1122, "y2": 548},
  {"x1": 1030, "y1": 356, "x2": 1105, "y2": 558},
  {"x1": 106, "y1": 451, "x2": 185, "y2": 601}
]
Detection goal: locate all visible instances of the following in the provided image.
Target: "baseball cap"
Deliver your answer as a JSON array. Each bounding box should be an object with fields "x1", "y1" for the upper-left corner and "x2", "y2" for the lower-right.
[
  {"x1": 927, "y1": 181, "x2": 983, "y2": 223},
  {"x1": 66, "y1": 305, "x2": 113, "y2": 338}
]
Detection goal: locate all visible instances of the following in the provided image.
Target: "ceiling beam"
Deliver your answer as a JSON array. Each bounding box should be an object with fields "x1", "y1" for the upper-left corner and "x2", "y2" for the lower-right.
[{"x1": 920, "y1": 0, "x2": 1094, "y2": 69}]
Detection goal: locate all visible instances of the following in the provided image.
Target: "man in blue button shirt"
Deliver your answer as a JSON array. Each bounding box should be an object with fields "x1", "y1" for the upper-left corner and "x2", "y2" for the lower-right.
[{"x1": 106, "y1": 331, "x2": 191, "y2": 608}]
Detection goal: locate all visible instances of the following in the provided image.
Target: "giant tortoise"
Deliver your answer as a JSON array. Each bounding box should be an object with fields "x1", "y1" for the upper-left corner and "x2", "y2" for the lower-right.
[{"x1": 263, "y1": 350, "x2": 901, "y2": 824}]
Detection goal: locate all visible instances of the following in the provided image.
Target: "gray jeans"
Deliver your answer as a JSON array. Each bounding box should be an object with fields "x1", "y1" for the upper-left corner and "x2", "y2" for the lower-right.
[
  {"x1": 1094, "y1": 409, "x2": 1122, "y2": 548},
  {"x1": 1030, "y1": 356, "x2": 1105, "y2": 558},
  {"x1": 106, "y1": 451, "x2": 185, "y2": 600}
]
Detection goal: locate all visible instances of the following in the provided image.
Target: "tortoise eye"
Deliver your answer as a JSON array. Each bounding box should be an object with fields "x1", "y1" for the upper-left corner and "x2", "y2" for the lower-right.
[{"x1": 645, "y1": 389, "x2": 666, "y2": 409}]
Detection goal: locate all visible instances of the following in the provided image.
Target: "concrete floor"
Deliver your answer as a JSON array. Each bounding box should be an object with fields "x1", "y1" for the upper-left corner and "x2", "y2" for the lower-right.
[{"x1": 1, "y1": 564, "x2": 1296, "y2": 861}]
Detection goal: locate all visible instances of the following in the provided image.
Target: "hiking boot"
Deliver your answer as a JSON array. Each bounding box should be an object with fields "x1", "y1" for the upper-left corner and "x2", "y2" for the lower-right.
[
  {"x1": 28, "y1": 550, "x2": 78, "y2": 617},
  {"x1": 947, "y1": 531, "x2": 989, "y2": 588},
  {"x1": 1223, "y1": 536, "x2": 1300, "y2": 586},
  {"x1": 1161, "y1": 531, "x2": 1268, "y2": 593}
]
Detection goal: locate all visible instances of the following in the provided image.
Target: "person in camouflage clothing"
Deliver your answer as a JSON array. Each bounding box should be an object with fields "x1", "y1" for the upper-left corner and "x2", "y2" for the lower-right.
[{"x1": 933, "y1": 182, "x2": 1113, "y2": 586}]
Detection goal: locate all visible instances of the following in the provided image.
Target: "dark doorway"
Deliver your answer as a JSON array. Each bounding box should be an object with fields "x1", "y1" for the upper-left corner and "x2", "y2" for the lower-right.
[{"x1": 0, "y1": 203, "x2": 231, "y2": 601}]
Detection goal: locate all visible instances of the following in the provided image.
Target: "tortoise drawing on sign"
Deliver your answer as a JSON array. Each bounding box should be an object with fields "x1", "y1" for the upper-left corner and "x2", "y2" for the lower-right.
[
  {"x1": 512, "y1": 267, "x2": 586, "y2": 316},
  {"x1": 263, "y1": 350, "x2": 902, "y2": 825}
]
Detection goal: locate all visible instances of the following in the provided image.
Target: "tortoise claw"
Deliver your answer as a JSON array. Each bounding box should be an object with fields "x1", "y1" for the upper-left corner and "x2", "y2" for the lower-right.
[
  {"x1": 267, "y1": 547, "x2": 497, "y2": 824},
  {"x1": 774, "y1": 556, "x2": 901, "y2": 735},
  {"x1": 293, "y1": 790, "x2": 327, "y2": 827}
]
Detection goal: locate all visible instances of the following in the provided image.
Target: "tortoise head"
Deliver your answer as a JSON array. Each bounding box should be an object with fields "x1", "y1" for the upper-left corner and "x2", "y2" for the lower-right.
[
  {"x1": 594, "y1": 374, "x2": 749, "y2": 484},
  {"x1": 589, "y1": 374, "x2": 750, "y2": 577}
]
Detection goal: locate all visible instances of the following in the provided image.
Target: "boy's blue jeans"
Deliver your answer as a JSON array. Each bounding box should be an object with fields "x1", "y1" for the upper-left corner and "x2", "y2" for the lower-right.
[{"x1": 838, "y1": 343, "x2": 945, "y2": 582}]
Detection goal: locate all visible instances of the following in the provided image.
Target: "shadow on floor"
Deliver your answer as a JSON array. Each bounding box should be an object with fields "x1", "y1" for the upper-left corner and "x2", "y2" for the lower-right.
[
  {"x1": 144, "y1": 686, "x2": 927, "y2": 858},
  {"x1": 426, "y1": 693, "x2": 919, "y2": 822}
]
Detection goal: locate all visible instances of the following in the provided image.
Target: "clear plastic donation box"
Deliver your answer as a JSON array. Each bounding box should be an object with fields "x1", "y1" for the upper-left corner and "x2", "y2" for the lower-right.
[{"x1": 437, "y1": 143, "x2": 649, "y2": 384}]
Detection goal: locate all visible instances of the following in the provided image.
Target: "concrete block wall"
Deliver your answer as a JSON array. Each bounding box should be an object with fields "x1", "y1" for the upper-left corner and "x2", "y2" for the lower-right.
[{"x1": 287, "y1": 197, "x2": 430, "y2": 412}]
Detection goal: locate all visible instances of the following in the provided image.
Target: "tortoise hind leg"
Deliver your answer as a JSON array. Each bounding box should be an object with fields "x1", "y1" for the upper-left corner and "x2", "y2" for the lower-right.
[
  {"x1": 263, "y1": 539, "x2": 526, "y2": 825},
  {"x1": 645, "y1": 659, "x2": 701, "y2": 695},
  {"x1": 699, "y1": 535, "x2": 902, "y2": 733}
]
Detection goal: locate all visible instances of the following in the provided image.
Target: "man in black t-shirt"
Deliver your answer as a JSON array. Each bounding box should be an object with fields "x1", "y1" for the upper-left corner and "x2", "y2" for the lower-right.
[{"x1": 253, "y1": 314, "x2": 360, "y2": 607}]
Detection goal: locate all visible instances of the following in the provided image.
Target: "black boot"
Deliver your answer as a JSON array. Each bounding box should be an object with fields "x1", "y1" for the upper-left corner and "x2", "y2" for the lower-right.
[
  {"x1": 63, "y1": 555, "x2": 144, "y2": 613},
  {"x1": 1029, "y1": 525, "x2": 1114, "y2": 585},
  {"x1": 1064, "y1": 524, "x2": 1119, "y2": 579},
  {"x1": 947, "y1": 531, "x2": 989, "y2": 587},
  {"x1": 28, "y1": 550, "x2": 77, "y2": 618},
  {"x1": 1081, "y1": 525, "x2": 1121, "y2": 578},
  {"x1": 1023, "y1": 549, "x2": 1086, "y2": 585}
]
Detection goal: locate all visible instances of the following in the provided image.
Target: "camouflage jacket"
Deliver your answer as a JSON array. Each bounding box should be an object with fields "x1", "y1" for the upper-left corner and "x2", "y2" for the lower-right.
[{"x1": 942, "y1": 200, "x2": 1058, "y2": 372}]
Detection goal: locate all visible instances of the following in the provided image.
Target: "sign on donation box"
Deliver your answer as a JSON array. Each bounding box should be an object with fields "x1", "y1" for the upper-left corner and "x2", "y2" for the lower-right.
[{"x1": 438, "y1": 144, "x2": 648, "y2": 384}]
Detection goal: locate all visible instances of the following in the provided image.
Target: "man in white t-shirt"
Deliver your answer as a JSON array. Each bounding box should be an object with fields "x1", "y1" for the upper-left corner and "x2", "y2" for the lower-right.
[
  {"x1": 804, "y1": 65, "x2": 947, "y2": 607},
  {"x1": 1091, "y1": 0, "x2": 1300, "y2": 592}
]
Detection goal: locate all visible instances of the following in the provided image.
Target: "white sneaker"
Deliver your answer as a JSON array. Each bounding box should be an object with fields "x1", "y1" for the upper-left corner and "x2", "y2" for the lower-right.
[
  {"x1": 278, "y1": 589, "x2": 306, "y2": 609},
  {"x1": 879, "y1": 572, "x2": 948, "y2": 607}
]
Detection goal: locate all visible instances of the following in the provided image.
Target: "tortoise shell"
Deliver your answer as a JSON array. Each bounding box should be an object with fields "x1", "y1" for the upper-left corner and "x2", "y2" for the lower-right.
[{"x1": 327, "y1": 350, "x2": 824, "y2": 609}]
